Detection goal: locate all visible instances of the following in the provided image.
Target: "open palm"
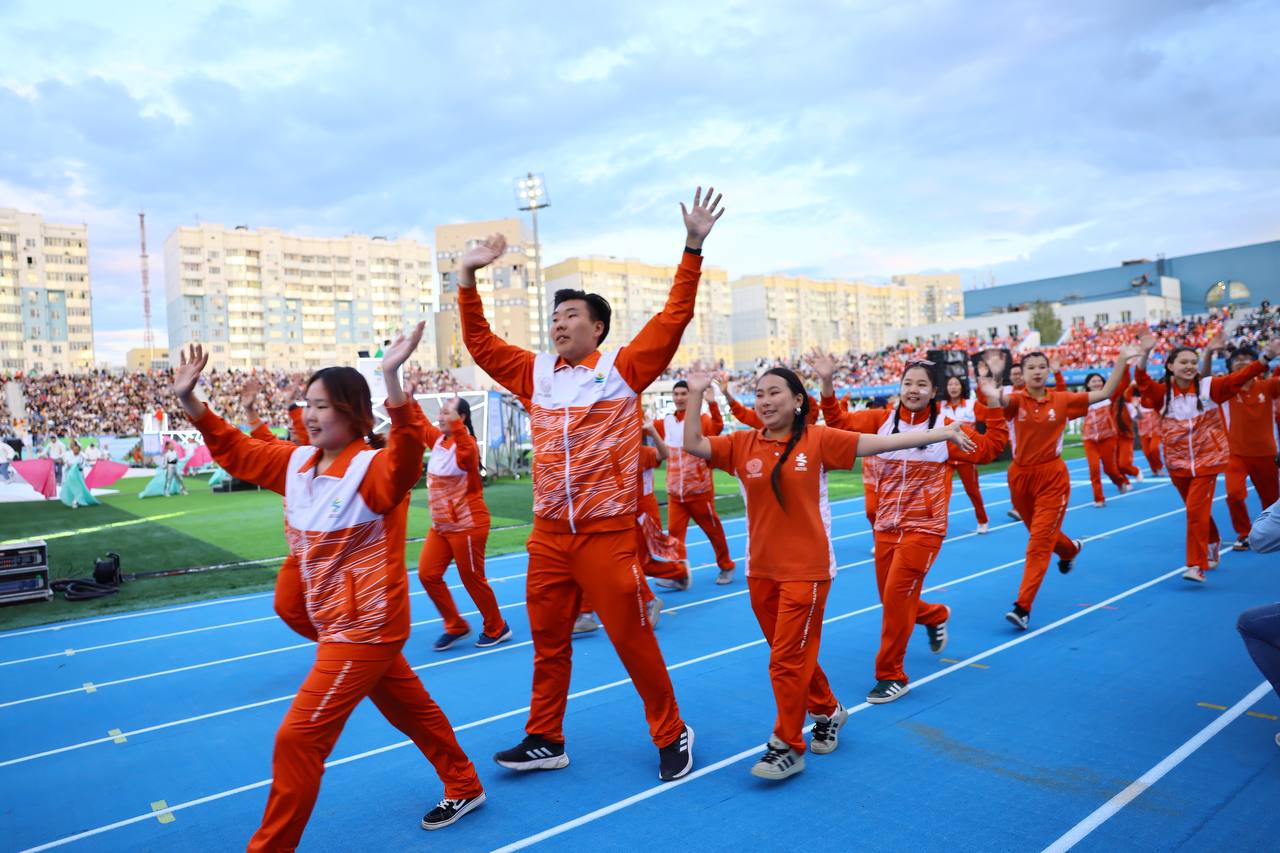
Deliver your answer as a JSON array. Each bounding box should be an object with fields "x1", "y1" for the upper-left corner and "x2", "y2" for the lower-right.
[
  {"x1": 460, "y1": 234, "x2": 508, "y2": 275},
  {"x1": 173, "y1": 344, "x2": 208, "y2": 400},
  {"x1": 381, "y1": 322, "x2": 425, "y2": 374},
  {"x1": 681, "y1": 186, "x2": 725, "y2": 246}
]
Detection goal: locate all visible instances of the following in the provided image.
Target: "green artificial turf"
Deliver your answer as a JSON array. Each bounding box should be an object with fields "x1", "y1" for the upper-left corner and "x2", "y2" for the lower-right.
[{"x1": 0, "y1": 440, "x2": 1086, "y2": 630}]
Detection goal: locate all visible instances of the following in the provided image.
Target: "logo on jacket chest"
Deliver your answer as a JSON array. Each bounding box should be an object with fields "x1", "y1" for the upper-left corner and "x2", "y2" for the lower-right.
[
  {"x1": 793, "y1": 452, "x2": 808, "y2": 471},
  {"x1": 745, "y1": 457, "x2": 764, "y2": 478},
  {"x1": 329, "y1": 497, "x2": 343, "y2": 517}
]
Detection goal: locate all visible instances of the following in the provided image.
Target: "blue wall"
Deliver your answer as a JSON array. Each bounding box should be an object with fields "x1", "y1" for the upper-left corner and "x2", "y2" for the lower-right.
[{"x1": 964, "y1": 239, "x2": 1280, "y2": 317}]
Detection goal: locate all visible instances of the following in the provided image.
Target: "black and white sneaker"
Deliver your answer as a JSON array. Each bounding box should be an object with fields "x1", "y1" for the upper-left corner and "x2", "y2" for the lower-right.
[
  {"x1": 493, "y1": 735, "x2": 569, "y2": 771},
  {"x1": 658, "y1": 725, "x2": 694, "y2": 781},
  {"x1": 1058, "y1": 539, "x2": 1083, "y2": 575},
  {"x1": 474, "y1": 623, "x2": 513, "y2": 648},
  {"x1": 421, "y1": 793, "x2": 486, "y2": 830},
  {"x1": 750, "y1": 736, "x2": 805, "y2": 780},
  {"x1": 927, "y1": 607, "x2": 950, "y2": 654},
  {"x1": 1233, "y1": 537, "x2": 1250, "y2": 552},
  {"x1": 1006, "y1": 604, "x2": 1029, "y2": 631},
  {"x1": 866, "y1": 679, "x2": 909, "y2": 704},
  {"x1": 809, "y1": 703, "x2": 848, "y2": 755}
]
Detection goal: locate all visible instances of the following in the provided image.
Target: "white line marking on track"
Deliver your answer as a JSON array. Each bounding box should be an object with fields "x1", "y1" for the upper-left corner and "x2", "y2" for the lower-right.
[
  {"x1": 1039, "y1": 678, "x2": 1272, "y2": 853},
  {"x1": 12, "y1": 500, "x2": 1198, "y2": 849}
]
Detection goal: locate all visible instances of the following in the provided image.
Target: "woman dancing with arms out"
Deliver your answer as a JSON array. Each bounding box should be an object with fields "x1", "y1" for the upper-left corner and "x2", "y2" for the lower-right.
[
  {"x1": 682, "y1": 365, "x2": 976, "y2": 780},
  {"x1": 985, "y1": 344, "x2": 1140, "y2": 630},
  {"x1": 816, "y1": 354, "x2": 1008, "y2": 702},
  {"x1": 1133, "y1": 334, "x2": 1280, "y2": 582},
  {"x1": 940, "y1": 373, "x2": 993, "y2": 533},
  {"x1": 173, "y1": 328, "x2": 486, "y2": 849}
]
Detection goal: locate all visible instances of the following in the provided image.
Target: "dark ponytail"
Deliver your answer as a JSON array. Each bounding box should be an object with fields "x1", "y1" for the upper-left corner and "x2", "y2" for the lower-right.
[
  {"x1": 762, "y1": 367, "x2": 810, "y2": 508},
  {"x1": 1160, "y1": 347, "x2": 1204, "y2": 418},
  {"x1": 453, "y1": 397, "x2": 476, "y2": 438}
]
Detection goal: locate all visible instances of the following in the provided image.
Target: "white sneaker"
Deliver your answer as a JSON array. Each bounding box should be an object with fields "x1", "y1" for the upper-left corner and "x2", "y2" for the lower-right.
[
  {"x1": 1182, "y1": 566, "x2": 1206, "y2": 583},
  {"x1": 869, "y1": 544, "x2": 876, "y2": 556},
  {"x1": 572, "y1": 613, "x2": 600, "y2": 634},
  {"x1": 750, "y1": 737, "x2": 805, "y2": 780},
  {"x1": 1134, "y1": 470, "x2": 1145, "y2": 482},
  {"x1": 809, "y1": 703, "x2": 848, "y2": 755},
  {"x1": 976, "y1": 522, "x2": 989, "y2": 534},
  {"x1": 1119, "y1": 482, "x2": 1131, "y2": 494},
  {"x1": 1093, "y1": 500, "x2": 1105, "y2": 508}
]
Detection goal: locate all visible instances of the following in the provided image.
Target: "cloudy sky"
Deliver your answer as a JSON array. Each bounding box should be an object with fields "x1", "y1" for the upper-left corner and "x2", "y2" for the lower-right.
[{"x1": 2, "y1": 0, "x2": 1277, "y2": 363}]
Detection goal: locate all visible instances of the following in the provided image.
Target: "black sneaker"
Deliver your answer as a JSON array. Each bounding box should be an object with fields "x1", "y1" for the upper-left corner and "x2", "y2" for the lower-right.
[
  {"x1": 475, "y1": 623, "x2": 513, "y2": 648},
  {"x1": 866, "y1": 679, "x2": 909, "y2": 704},
  {"x1": 927, "y1": 607, "x2": 950, "y2": 654},
  {"x1": 433, "y1": 630, "x2": 471, "y2": 652},
  {"x1": 1006, "y1": 604, "x2": 1029, "y2": 631},
  {"x1": 421, "y1": 793, "x2": 486, "y2": 830},
  {"x1": 1233, "y1": 537, "x2": 1251, "y2": 552},
  {"x1": 1007, "y1": 509, "x2": 1022, "y2": 522},
  {"x1": 493, "y1": 735, "x2": 569, "y2": 771},
  {"x1": 1058, "y1": 539, "x2": 1083, "y2": 574},
  {"x1": 658, "y1": 725, "x2": 694, "y2": 781}
]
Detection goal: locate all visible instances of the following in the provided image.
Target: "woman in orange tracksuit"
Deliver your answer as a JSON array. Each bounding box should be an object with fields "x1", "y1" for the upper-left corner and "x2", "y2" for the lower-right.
[
  {"x1": 986, "y1": 346, "x2": 1139, "y2": 630},
  {"x1": 1219, "y1": 346, "x2": 1280, "y2": 551},
  {"x1": 174, "y1": 330, "x2": 485, "y2": 848},
  {"x1": 420, "y1": 396, "x2": 512, "y2": 652},
  {"x1": 940, "y1": 374, "x2": 992, "y2": 533},
  {"x1": 1115, "y1": 386, "x2": 1142, "y2": 482},
  {"x1": 1079, "y1": 370, "x2": 1132, "y2": 507},
  {"x1": 822, "y1": 363, "x2": 1007, "y2": 702},
  {"x1": 1135, "y1": 337, "x2": 1280, "y2": 580},
  {"x1": 683, "y1": 366, "x2": 974, "y2": 780},
  {"x1": 1136, "y1": 392, "x2": 1164, "y2": 477}
]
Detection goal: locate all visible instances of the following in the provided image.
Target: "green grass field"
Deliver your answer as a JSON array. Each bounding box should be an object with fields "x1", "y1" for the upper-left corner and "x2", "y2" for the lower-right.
[{"x1": 0, "y1": 442, "x2": 1086, "y2": 630}]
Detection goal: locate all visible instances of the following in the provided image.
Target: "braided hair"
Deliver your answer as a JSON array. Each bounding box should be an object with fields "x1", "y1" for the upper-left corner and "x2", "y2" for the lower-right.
[
  {"x1": 452, "y1": 397, "x2": 476, "y2": 437},
  {"x1": 760, "y1": 367, "x2": 811, "y2": 508},
  {"x1": 1160, "y1": 347, "x2": 1204, "y2": 418}
]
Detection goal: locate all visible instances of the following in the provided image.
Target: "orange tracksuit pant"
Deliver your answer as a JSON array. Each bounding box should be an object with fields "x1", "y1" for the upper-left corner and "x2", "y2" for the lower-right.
[
  {"x1": 748, "y1": 576, "x2": 838, "y2": 753},
  {"x1": 418, "y1": 525, "x2": 505, "y2": 638},
  {"x1": 526, "y1": 527, "x2": 684, "y2": 747},
  {"x1": 1083, "y1": 436, "x2": 1128, "y2": 503},
  {"x1": 668, "y1": 496, "x2": 735, "y2": 570},
  {"x1": 1116, "y1": 432, "x2": 1140, "y2": 478},
  {"x1": 1226, "y1": 454, "x2": 1280, "y2": 539},
  {"x1": 873, "y1": 530, "x2": 948, "y2": 682},
  {"x1": 1170, "y1": 474, "x2": 1221, "y2": 569},
  {"x1": 1009, "y1": 459, "x2": 1080, "y2": 612},
  {"x1": 247, "y1": 644, "x2": 482, "y2": 852},
  {"x1": 952, "y1": 462, "x2": 988, "y2": 525},
  {"x1": 1140, "y1": 432, "x2": 1163, "y2": 476}
]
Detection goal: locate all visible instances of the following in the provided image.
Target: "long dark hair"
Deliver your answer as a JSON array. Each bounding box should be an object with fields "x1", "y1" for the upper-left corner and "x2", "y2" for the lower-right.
[
  {"x1": 1160, "y1": 347, "x2": 1204, "y2": 418},
  {"x1": 761, "y1": 367, "x2": 810, "y2": 507},
  {"x1": 1083, "y1": 372, "x2": 1105, "y2": 391},
  {"x1": 305, "y1": 366, "x2": 385, "y2": 449},
  {"x1": 893, "y1": 363, "x2": 938, "y2": 433},
  {"x1": 452, "y1": 396, "x2": 476, "y2": 437}
]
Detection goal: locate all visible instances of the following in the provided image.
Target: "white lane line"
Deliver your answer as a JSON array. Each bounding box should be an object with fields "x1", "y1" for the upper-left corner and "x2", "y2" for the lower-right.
[
  {"x1": 1040, "y1": 679, "x2": 1273, "y2": 853},
  {"x1": 17, "y1": 501, "x2": 1192, "y2": 853},
  {"x1": 2, "y1": 457, "x2": 1099, "y2": 642},
  {"x1": 486, "y1": 546, "x2": 1232, "y2": 853}
]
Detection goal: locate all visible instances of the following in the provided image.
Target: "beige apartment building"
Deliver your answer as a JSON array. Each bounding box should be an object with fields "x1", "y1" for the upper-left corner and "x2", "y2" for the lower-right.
[
  {"x1": 0, "y1": 208, "x2": 95, "y2": 373},
  {"x1": 125, "y1": 347, "x2": 170, "y2": 372},
  {"x1": 543, "y1": 256, "x2": 733, "y2": 368},
  {"x1": 434, "y1": 218, "x2": 542, "y2": 368},
  {"x1": 731, "y1": 272, "x2": 962, "y2": 368},
  {"x1": 164, "y1": 224, "x2": 436, "y2": 372}
]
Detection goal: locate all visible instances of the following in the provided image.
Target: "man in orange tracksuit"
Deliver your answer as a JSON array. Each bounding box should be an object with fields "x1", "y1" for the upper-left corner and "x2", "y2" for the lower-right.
[
  {"x1": 458, "y1": 188, "x2": 725, "y2": 782},
  {"x1": 1221, "y1": 346, "x2": 1280, "y2": 550},
  {"x1": 655, "y1": 380, "x2": 735, "y2": 583}
]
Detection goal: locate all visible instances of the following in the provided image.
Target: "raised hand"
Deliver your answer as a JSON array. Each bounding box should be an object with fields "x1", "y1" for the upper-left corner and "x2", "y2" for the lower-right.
[
  {"x1": 1139, "y1": 333, "x2": 1158, "y2": 352},
  {"x1": 685, "y1": 366, "x2": 713, "y2": 398},
  {"x1": 239, "y1": 377, "x2": 262, "y2": 413},
  {"x1": 1048, "y1": 354, "x2": 1062, "y2": 374},
  {"x1": 381, "y1": 322, "x2": 426, "y2": 375},
  {"x1": 459, "y1": 233, "x2": 508, "y2": 286},
  {"x1": 976, "y1": 375, "x2": 1001, "y2": 406},
  {"x1": 982, "y1": 349, "x2": 1007, "y2": 381},
  {"x1": 715, "y1": 371, "x2": 732, "y2": 396},
  {"x1": 173, "y1": 344, "x2": 209, "y2": 403},
  {"x1": 1205, "y1": 329, "x2": 1226, "y2": 352},
  {"x1": 642, "y1": 417, "x2": 657, "y2": 434},
  {"x1": 1117, "y1": 343, "x2": 1143, "y2": 363},
  {"x1": 681, "y1": 186, "x2": 725, "y2": 250},
  {"x1": 812, "y1": 351, "x2": 837, "y2": 383}
]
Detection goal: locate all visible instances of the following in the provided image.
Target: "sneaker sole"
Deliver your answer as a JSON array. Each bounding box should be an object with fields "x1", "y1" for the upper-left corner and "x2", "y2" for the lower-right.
[
  {"x1": 474, "y1": 630, "x2": 513, "y2": 648},
  {"x1": 1005, "y1": 613, "x2": 1028, "y2": 631},
  {"x1": 421, "y1": 792, "x2": 487, "y2": 831},
  {"x1": 866, "y1": 685, "x2": 909, "y2": 704},
  {"x1": 494, "y1": 753, "x2": 570, "y2": 771},
  {"x1": 750, "y1": 754, "x2": 805, "y2": 780},
  {"x1": 659, "y1": 726, "x2": 695, "y2": 781}
]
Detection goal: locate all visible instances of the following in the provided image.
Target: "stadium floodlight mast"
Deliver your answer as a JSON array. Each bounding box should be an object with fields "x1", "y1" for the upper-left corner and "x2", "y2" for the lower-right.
[{"x1": 514, "y1": 172, "x2": 549, "y2": 349}]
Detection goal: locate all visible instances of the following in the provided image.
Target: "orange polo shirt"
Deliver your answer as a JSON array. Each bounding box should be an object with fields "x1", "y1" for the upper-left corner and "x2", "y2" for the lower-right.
[
  {"x1": 1002, "y1": 390, "x2": 1090, "y2": 466},
  {"x1": 707, "y1": 425, "x2": 859, "y2": 581}
]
